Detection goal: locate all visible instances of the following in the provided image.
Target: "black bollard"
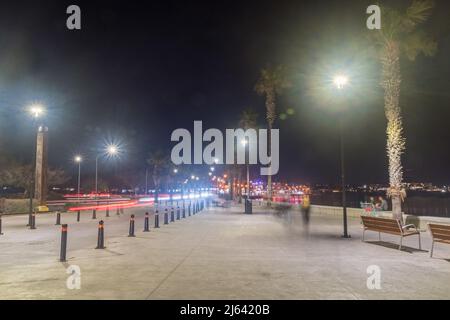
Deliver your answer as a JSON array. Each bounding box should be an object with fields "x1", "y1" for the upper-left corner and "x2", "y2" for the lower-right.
[
  {"x1": 96, "y1": 220, "x2": 105, "y2": 249},
  {"x1": 106, "y1": 207, "x2": 110, "y2": 217},
  {"x1": 143, "y1": 212, "x2": 150, "y2": 232},
  {"x1": 92, "y1": 209, "x2": 97, "y2": 219},
  {"x1": 55, "y1": 211, "x2": 61, "y2": 225},
  {"x1": 154, "y1": 210, "x2": 160, "y2": 228},
  {"x1": 116, "y1": 207, "x2": 120, "y2": 216},
  {"x1": 60, "y1": 224, "x2": 68, "y2": 262},
  {"x1": 30, "y1": 211, "x2": 36, "y2": 229},
  {"x1": 170, "y1": 208, "x2": 175, "y2": 222},
  {"x1": 193, "y1": 202, "x2": 196, "y2": 215},
  {"x1": 176, "y1": 207, "x2": 180, "y2": 220},
  {"x1": 164, "y1": 208, "x2": 169, "y2": 225},
  {"x1": 120, "y1": 208, "x2": 124, "y2": 215},
  {"x1": 188, "y1": 202, "x2": 191, "y2": 216},
  {"x1": 182, "y1": 204, "x2": 186, "y2": 218},
  {"x1": 77, "y1": 210, "x2": 81, "y2": 222},
  {"x1": 128, "y1": 214, "x2": 136, "y2": 237},
  {"x1": 0, "y1": 216, "x2": 3, "y2": 235}
]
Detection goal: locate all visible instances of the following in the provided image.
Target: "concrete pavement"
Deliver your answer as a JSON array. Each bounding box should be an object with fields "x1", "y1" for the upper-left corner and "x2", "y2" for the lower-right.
[{"x1": 0, "y1": 204, "x2": 449, "y2": 299}]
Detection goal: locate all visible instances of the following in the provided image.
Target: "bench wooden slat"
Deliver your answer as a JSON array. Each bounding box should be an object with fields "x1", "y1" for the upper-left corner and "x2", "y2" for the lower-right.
[
  {"x1": 429, "y1": 223, "x2": 450, "y2": 231},
  {"x1": 430, "y1": 232, "x2": 450, "y2": 241}
]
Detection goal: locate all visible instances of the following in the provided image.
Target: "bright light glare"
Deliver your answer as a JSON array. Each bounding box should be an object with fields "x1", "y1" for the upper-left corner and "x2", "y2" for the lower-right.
[
  {"x1": 210, "y1": 167, "x2": 215, "y2": 171},
  {"x1": 74, "y1": 155, "x2": 82, "y2": 163},
  {"x1": 333, "y1": 75, "x2": 348, "y2": 89},
  {"x1": 29, "y1": 104, "x2": 44, "y2": 118},
  {"x1": 241, "y1": 139, "x2": 248, "y2": 145},
  {"x1": 106, "y1": 144, "x2": 118, "y2": 155},
  {"x1": 173, "y1": 168, "x2": 178, "y2": 173}
]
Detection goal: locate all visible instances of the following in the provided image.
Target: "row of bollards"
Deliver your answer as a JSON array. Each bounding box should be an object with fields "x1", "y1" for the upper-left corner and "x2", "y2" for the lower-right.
[{"x1": 56, "y1": 199, "x2": 208, "y2": 261}]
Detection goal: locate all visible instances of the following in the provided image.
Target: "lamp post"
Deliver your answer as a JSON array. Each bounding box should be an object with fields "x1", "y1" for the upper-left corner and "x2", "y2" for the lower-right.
[
  {"x1": 333, "y1": 74, "x2": 350, "y2": 238},
  {"x1": 74, "y1": 156, "x2": 82, "y2": 202},
  {"x1": 95, "y1": 144, "x2": 118, "y2": 197},
  {"x1": 27, "y1": 104, "x2": 46, "y2": 225}
]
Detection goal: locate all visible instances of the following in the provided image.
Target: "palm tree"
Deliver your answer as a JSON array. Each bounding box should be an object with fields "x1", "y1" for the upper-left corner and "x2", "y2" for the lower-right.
[
  {"x1": 255, "y1": 65, "x2": 291, "y2": 205},
  {"x1": 370, "y1": 0, "x2": 437, "y2": 221},
  {"x1": 146, "y1": 150, "x2": 168, "y2": 203},
  {"x1": 239, "y1": 108, "x2": 259, "y2": 200}
]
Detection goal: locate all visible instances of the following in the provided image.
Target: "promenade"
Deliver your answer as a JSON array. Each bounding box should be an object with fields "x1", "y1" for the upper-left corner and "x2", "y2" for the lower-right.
[{"x1": 0, "y1": 205, "x2": 449, "y2": 299}]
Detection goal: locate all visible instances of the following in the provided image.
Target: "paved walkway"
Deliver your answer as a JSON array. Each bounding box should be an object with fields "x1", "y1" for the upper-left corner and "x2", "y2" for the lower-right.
[{"x1": 0, "y1": 205, "x2": 449, "y2": 299}]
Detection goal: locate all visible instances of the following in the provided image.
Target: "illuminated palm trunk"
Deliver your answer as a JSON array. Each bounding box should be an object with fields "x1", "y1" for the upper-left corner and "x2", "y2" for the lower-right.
[
  {"x1": 265, "y1": 90, "x2": 276, "y2": 205},
  {"x1": 380, "y1": 41, "x2": 406, "y2": 221}
]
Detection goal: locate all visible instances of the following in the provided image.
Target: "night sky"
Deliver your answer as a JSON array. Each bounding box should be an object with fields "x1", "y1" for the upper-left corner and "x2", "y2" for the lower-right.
[{"x1": 0, "y1": 0, "x2": 449, "y2": 186}]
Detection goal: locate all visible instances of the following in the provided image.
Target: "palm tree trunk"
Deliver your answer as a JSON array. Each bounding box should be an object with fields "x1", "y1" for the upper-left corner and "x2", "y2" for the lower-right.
[
  {"x1": 267, "y1": 122, "x2": 272, "y2": 206},
  {"x1": 380, "y1": 41, "x2": 406, "y2": 221}
]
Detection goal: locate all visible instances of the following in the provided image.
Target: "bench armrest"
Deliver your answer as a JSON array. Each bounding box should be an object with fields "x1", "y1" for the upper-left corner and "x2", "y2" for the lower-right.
[{"x1": 402, "y1": 224, "x2": 418, "y2": 231}]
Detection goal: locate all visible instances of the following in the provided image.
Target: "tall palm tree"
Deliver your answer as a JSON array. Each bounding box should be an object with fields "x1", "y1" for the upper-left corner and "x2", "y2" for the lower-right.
[
  {"x1": 370, "y1": 0, "x2": 437, "y2": 220},
  {"x1": 146, "y1": 150, "x2": 168, "y2": 203},
  {"x1": 255, "y1": 65, "x2": 291, "y2": 205},
  {"x1": 239, "y1": 108, "x2": 259, "y2": 200}
]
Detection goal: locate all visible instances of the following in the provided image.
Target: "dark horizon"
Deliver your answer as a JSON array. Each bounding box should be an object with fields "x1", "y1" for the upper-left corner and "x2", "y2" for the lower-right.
[{"x1": 0, "y1": 0, "x2": 449, "y2": 186}]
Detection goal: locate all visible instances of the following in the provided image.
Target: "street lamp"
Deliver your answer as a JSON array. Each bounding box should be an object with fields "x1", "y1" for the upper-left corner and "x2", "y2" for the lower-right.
[
  {"x1": 27, "y1": 103, "x2": 46, "y2": 225},
  {"x1": 74, "y1": 156, "x2": 82, "y2": 201},
  {"x1": 95, "y1": 143, "x2": 120, "y2": 197},
  {"x1": 333, "y1": 74, "x2": 350, "y2": 238}
]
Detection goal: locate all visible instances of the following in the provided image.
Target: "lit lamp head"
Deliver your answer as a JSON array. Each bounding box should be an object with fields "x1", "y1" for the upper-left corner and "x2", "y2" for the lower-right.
[
  {"x1": 74, "y1": 155, "x2": 82, "y2": 163},
  {"x1": 333, "y1": 75, "x2": 348, "y2": 90},
  {"x1": 29, "y1": 104, "x2": 44, "y2": 118},
  {"x1": 106, "y1": 144, "x2": 118, "y2": 156},
  {"x1": 173, "y1": 168, "x2": 178, "y2": 174}
]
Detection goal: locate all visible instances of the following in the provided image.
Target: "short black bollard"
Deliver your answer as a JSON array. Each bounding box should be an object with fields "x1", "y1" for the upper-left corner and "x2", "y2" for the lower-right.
[
  {"x1": 128, "y1": 214, "x2": 136, "y2": 237},
  {"x1": 120, "y1": 208, "x2": 124, "y2": 215},
  {"x1": 60, "y1": 224, "x2": 68, "y2": 262},
  {"x1": 30, "y1": 211, "x2": 36, "y2": 229},
  {"x1": 154, "y1": 210, "x2": 160, "y2": 228},
  {"x1": 164, "y1": 208, "x2": 169, "y2": 225},
  {"x1": 116, "y1": 207, "x2": 120, "y2": 216},
  {"x1": 170, "y1": 208, "x2": 175, "y2": 222},
  {"x1": 182, "y1": 205, "x2": 186, "y2": 218},
  {"x1": 92, "y1": 209, "x2": 97, "y2": 219},
  {"x1": 188, "y1": 202, "x2": 191, "y2": 216},
  {"x1": 55, "y1": 211, "x2": 61, "y2": 225},
  {"x1": 96, "y1": 220, "x2": 105, "y2": 249},
  {"x1": 143, "y1": 212, "x2": 150, "y2": 232},
  {"x1": 176, "y1": 207, "x2": 180, "y2": 220},
  {"x1": 106, "y1": 207, "x2": 110, "y2": 217},
  {"x1": 193, "y1": 202, "x2": 196, "y2": 215},
  {"x1": 77, "y1": 210, "x2": 81, "y2": 222},
  {"x1": 0, "y1": 216, "x2": 3, "y2": 235}
]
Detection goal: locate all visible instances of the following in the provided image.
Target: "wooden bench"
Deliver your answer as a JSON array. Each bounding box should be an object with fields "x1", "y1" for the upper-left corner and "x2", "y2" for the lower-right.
[
  {"x1": 361, "y1": 215, "x2": 421, "y2": 250},
  {"x1": 428, "y1": 223, "x2": 450, "y2": 258}
]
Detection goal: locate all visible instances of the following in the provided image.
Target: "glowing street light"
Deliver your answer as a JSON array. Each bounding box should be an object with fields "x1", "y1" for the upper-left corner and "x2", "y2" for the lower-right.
[
  {"x1": 333, "y1": 73, "x2": 350, "y2": 238},
  {"x1": 210, "y1": 166, "x2": 215, "y2": 172},
  {"x1": 74, "y1": 156, "x2": 82, "y2": 201},
  {"x1": 95, "y1": 143, "x2": 121, "y2": 196},
  {"x1": 29, "y1": 104, "x2": 45, "y2": 118},
  {"x1": 333, "y1": 75, "x2": 348, "y2": 90},
  {"x1": 173, "y1": 168, "x2": 178, "y2": 174}
]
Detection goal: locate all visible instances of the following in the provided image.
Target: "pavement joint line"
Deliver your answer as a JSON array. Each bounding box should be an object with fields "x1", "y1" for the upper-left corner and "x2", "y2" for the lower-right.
[{"x1": 145, "y1": 221, "x2": 209, "y2": 299}]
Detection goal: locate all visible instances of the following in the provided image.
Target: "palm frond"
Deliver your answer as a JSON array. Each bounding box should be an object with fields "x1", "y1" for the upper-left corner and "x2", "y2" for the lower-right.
[{"x1": 402, "y1": 0, "x2": 435, "y2": 32}]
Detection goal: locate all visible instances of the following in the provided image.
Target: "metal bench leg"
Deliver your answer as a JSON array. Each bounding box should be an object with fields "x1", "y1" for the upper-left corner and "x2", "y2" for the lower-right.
[
  {"x1": 430, "y1": 240, "x2": 434, "y2": 258},
  {"x1": 399, "y1": 236, "x2": 403, "y2": 250}
]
